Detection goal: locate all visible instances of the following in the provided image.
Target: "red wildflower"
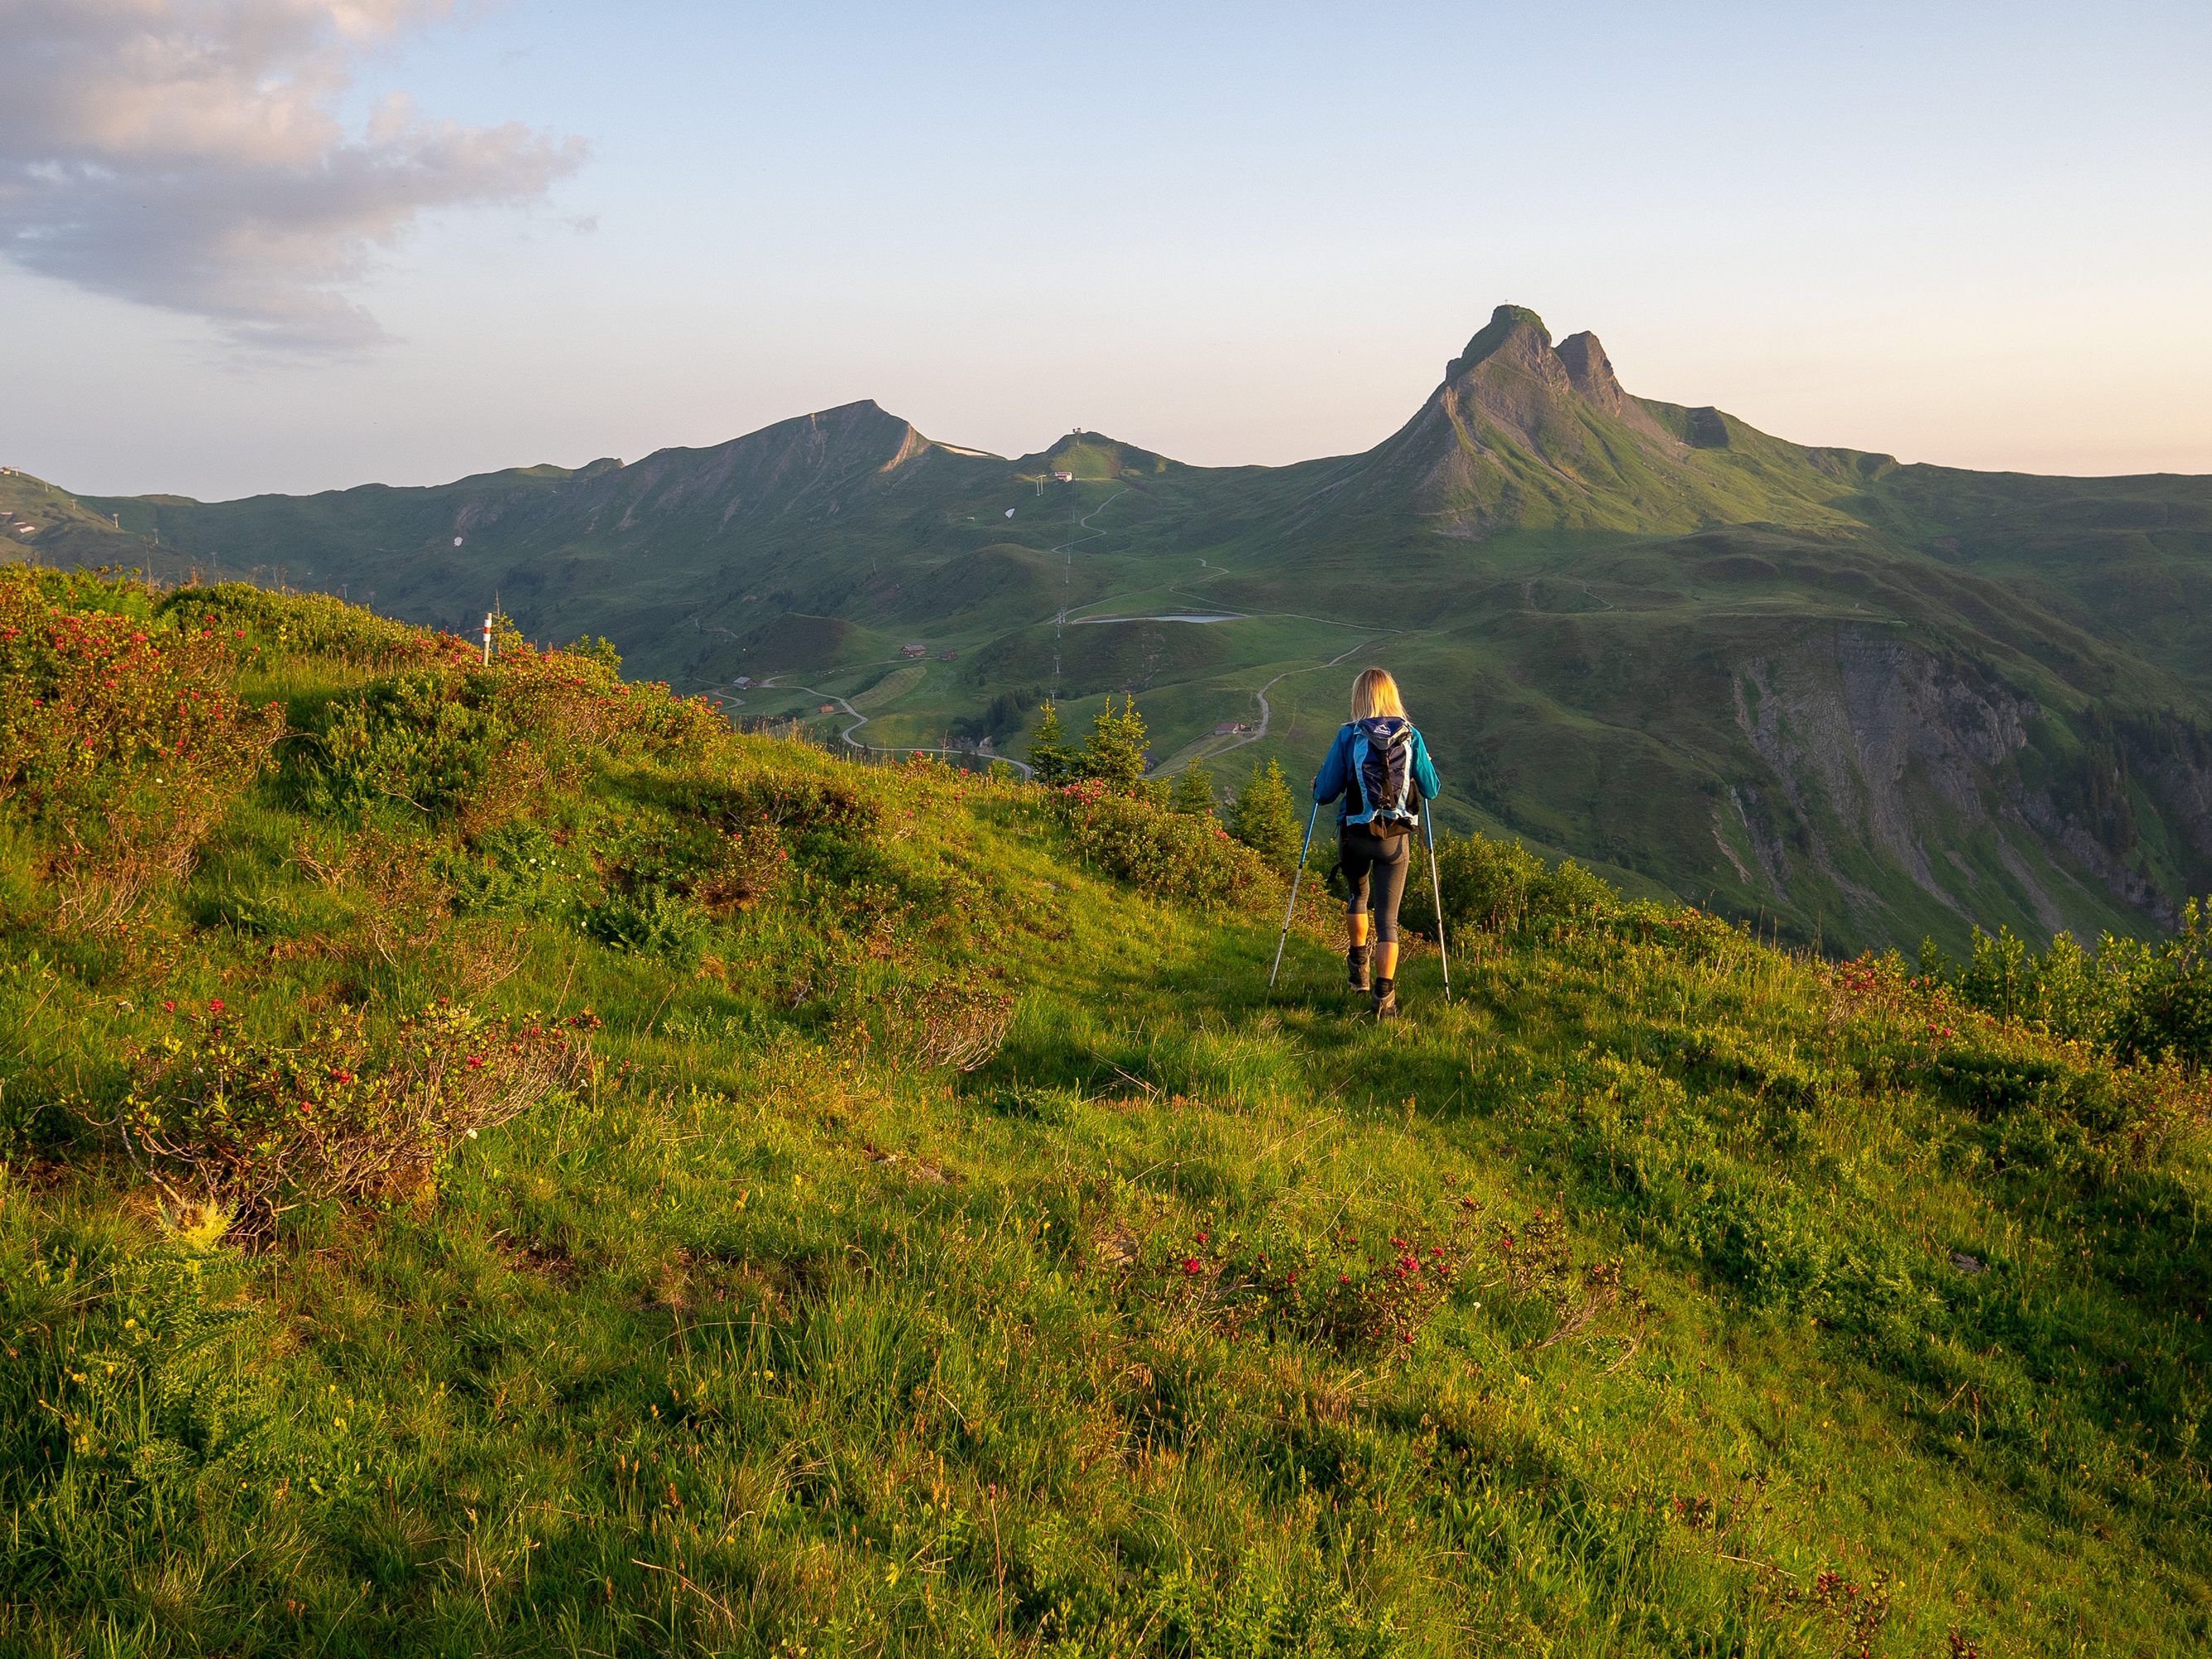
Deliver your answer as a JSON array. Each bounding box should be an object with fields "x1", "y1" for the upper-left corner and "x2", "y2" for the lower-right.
[
  {"x1": 207, "y1": 998, "x2": 226, "y2": 1014},
  {"x1": 1182, "y1": 1258, "x2": 1201, "y2": 1276}
]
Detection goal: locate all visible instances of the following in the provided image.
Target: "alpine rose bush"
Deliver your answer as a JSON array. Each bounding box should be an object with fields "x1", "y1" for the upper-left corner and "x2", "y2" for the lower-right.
[
  {"x1": 0, "y1": 568, "x2": 280, "y2": 902},
  {"x1": 466, "y1": 629, "x2": 727, "y2": 760},
  {"x1": 105, "y1": 1002, "x2": 591, "y2": 1235}
]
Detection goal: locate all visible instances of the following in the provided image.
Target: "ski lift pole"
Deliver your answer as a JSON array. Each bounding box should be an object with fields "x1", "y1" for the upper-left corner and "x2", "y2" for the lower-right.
[
  {"x1": 1269, "y1": 800, "x2": 1323, "y2": 990},
  {"x1": 1424, "y1": 806, "x2": 1451, "y2": 1002}
]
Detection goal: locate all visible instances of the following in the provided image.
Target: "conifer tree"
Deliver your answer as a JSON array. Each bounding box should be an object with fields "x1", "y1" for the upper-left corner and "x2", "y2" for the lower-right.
[
  {"x1": 1028, "y1": 700, "x2": 1075, "y2": 786},
  {"x1": 1078, "y1": 696, "x2": 1151, "y2": 791},
  {"x1": 1169, "y1": 763, "x2": 1217, "y2": 816},
  {"x1": 1232, "y1": 757, "x2": 1303, "y2": 869}
]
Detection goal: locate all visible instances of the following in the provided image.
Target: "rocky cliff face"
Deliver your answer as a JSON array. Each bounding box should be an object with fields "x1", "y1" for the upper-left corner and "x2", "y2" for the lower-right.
[
  {"x1": 1552, "y1": 329, "x2": 1639, "y2": 426},
  {"x1": 1723, "y1": 625, "x2": 2212, "y2": 940}
]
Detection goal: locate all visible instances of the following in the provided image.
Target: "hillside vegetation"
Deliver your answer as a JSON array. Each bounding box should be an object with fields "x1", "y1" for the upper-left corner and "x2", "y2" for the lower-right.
[
  {"x1": 5, "y1": 570, "x2": 2212, "y2": 1657},
  {"x1": 26, "y1": 306, "x2": 2212, "y2": 958}
]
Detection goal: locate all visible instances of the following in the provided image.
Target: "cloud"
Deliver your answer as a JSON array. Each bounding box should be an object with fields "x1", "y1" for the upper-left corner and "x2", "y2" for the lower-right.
[{"x1": 0, "y1": 1, "x2": 586, "y2": 352}]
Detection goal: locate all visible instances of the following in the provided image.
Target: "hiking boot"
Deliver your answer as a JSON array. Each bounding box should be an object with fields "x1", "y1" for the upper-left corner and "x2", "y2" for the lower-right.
[
  {"x1": 1347, "y1": 943, "x2": 1371, "y2": 992},
  {"x1": 1371, "y1": 977, "x2": 1399, "y2": 1020}
]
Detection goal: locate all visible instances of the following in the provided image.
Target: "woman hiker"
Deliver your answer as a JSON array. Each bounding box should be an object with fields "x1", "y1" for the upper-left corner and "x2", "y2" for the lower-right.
[{"x1": 1310, "y1": 668, "x2": 1441, "y2": 1019}]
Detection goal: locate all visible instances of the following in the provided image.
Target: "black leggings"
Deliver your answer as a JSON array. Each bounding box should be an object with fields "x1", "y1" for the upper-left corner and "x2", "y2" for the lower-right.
[{"x1": 1339, "y1": 824, "x2": 1412, "y2": 942}]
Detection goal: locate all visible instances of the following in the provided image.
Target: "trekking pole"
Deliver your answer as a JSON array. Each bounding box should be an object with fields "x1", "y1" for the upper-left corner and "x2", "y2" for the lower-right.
[
  {"x1": 1268, "y1": 801, "x2": 1322, "y2": 990},
  {"x1": 1424, "y1": 808, "x2": 1451, "y2": 1003}
]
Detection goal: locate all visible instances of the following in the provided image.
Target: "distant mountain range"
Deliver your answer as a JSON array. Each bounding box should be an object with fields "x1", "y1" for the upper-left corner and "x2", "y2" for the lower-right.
[{"x1": 7, "y1": 304, "x2": 2210, "y2": 954}]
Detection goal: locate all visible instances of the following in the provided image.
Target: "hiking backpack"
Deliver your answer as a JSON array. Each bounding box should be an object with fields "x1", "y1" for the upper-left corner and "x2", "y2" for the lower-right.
[{"x1": 1344, "y1": 716, "x2": 1420, "y2": 830}]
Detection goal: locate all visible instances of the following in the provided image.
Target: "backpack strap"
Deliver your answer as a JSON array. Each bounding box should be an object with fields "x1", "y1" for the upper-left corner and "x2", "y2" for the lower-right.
[{"x1": 1344, "y1": 729, "x2": 1373, "y2": 823}]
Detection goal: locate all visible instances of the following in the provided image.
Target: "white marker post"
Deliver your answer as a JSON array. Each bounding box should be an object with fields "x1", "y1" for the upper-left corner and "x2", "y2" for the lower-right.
[{"x1": 482, "y1": 611, "x2": 494, "y2": 666}]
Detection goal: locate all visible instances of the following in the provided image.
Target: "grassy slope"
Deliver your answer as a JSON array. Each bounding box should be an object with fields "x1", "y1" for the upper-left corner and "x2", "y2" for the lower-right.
[
  {"x1": 4, "y1": 575, "x2": 2211, "y2": 1657},
  {"x1": 0, "y1": 471, "x2": 153, "y2": 571},
  {"x1": 1860, "y1": 465, "x2": 2212, "y2": 701}
]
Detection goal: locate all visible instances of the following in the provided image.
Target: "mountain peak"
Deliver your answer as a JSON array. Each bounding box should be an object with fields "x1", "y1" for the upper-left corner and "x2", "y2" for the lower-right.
[
  {"x1": 1446, "y1": 304, "x2": 1553, "y2": 380},
  {"x1": 1017, "y1": 431, "x2": 1177, "y2": 480},
  {"x1": 1554, "y1": 330, "x2": 1627, "y2": 416}
]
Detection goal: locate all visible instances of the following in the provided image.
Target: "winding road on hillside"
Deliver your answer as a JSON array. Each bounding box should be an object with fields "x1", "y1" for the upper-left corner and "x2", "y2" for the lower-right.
[
  {"x1": 688, "y1": 491, "x2": 1418, "y2": 780},
  {"x1": 777, "y1": 679, "x2": 1035, "y2": 777},
  {"x1": 1028, "y1": 538, "x2": 1424, "y2": 776},
  {"x1": 1201, "y1": 634, "x2": 1389, "y2": 765}
]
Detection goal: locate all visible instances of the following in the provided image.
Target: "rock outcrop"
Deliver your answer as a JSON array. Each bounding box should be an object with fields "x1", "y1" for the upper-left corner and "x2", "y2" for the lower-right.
[{"x1": 1296, "y1": 304, "x2": 1852, "y2": 540}]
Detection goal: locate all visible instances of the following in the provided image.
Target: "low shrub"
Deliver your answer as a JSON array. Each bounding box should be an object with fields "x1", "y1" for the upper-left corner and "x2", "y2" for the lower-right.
[
  {"x1": 578, "y1": 813, "x2": 790, "y2": 960},
  {"x1": 1920, "y1": 903, "x2": 2212, "y2": 1068},
  {"x1": 158, "y1": 582, "x2": 441, "y2": 668},
  {"x1": 300, "y1": 671, "x2": 515, "y2": 822},
  {"x1": 1400, "y1": 828, "x2": 1616, "y2": 941},
  {"x1": 885, "y1": 976, "x2": 1017, "y2": 1072},
  {"x1": 709, "y1": 760, "x2": 882, "y2": 840},
  {"x1": 1611, "y1": 900, "x2": 1747, "y2": 964},
  {"x1": 1927, "y1": 1040, "x2": 2208, "y2": 1180},
  {"x1": 100, "y1": 1001, "x2": 589, "y2": 1234},
  {"x1": 1051, "y1": 780, "x2": 1271, "y2": 912},
  {"x1": 469, "y1": 636, "x2": 726, "y2": 760},
  {"x1": 0, "y1": 567, "x2": 281, "y2": 915}
]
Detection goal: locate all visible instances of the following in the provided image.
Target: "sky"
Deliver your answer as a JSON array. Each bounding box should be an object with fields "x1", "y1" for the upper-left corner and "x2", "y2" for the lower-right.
[{"x1": 4, "y1": 1, "x2": 2209, "y2": 500}]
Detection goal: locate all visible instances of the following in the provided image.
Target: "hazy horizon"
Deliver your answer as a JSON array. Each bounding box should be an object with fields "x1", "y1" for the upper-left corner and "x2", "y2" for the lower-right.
[{"x1": 6, "y1": 2, "x2": 2208, "y2": 500}]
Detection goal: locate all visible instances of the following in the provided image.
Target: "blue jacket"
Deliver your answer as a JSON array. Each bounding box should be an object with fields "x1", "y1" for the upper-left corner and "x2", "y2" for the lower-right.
[{"x1": 1313, "y1": 718, "x2": 1441, "y2": 821}]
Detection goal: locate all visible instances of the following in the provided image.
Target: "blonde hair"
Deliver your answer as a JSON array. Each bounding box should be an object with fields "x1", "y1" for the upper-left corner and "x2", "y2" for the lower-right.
[{"x1": 1351, "y1": 668, "x2": 1406, "y2": 720}]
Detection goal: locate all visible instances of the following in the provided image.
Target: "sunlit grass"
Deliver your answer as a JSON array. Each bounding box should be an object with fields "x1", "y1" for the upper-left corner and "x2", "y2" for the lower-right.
[{"x1": 2, "y1": 573, "x2": 2208, "y2": 1656}]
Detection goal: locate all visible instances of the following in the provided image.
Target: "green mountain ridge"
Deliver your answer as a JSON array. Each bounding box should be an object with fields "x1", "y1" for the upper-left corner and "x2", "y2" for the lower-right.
[{"x1": 10, "y1": 304, "x2": 2211, "y2": 955}]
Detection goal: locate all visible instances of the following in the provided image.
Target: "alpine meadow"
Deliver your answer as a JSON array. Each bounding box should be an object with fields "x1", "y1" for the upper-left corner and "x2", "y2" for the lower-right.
[
  {"x1": 18, "y1": 0, "x2": 2212, "y2": 1645},
  {"x1": 3, "y1": 541, "x2": 2211, "y2": 1656}
]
